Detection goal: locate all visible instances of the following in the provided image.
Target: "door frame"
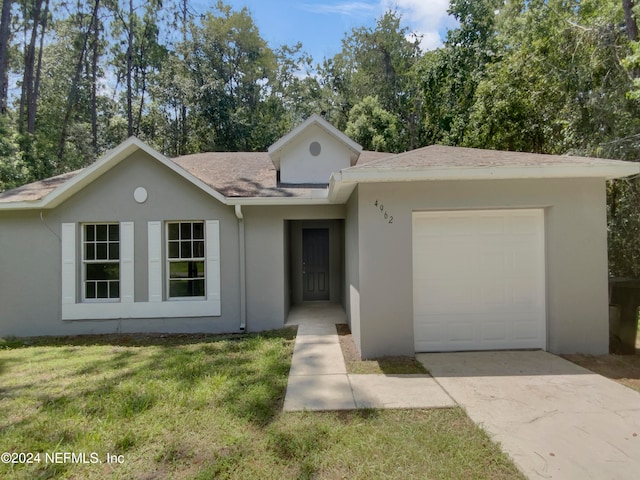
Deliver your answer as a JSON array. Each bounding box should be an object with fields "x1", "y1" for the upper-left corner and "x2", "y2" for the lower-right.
[
  {"x1": 302, "y1": 228, "x2": 330, "y2": 301},
  {"x1": 288, "y1": 220, "x2": 344, "y2": 305}
]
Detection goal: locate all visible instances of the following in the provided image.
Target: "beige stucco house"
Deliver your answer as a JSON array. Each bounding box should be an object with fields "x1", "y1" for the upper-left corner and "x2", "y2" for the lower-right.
[{"x1": 1, "y1": 115, "x2": 638, "y2": 357}]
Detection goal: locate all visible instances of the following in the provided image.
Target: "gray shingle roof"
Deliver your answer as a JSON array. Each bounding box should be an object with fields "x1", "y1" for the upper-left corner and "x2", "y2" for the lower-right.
[
  {"x1": 348, "y1": 145, "x2": 634, "y2": 170},
  {"x1": 0, "y1": 150, "x2": 391, "y2": 203},
  {"x1": 0, "y1": 170, "x2": 81, "y2": 203}
]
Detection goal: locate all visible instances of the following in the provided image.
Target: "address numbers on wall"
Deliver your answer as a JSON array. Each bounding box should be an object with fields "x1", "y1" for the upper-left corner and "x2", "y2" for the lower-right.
[{"x1": 374, "y1": 200, "x2": 393, "y2": 224}]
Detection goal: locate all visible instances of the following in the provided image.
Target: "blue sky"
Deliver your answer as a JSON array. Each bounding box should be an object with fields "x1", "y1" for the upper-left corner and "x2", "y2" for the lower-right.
[{"x1": 192, "y1": 0, "x2": 457, "y2": 63}]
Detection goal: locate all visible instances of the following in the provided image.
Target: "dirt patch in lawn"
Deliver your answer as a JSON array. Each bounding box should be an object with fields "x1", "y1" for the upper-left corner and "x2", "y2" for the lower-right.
[
  {"x1": 563, "y1": 352, "x2": 640, "y2": 393},
  {"x1": 336, "y1": 323, "x2": 428, "y2": 375}
]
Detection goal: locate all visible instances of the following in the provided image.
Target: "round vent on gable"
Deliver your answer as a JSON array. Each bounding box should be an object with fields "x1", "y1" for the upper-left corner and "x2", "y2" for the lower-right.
[{"x1": 309, "y1": 141, "x2": 321, "y2": 157}]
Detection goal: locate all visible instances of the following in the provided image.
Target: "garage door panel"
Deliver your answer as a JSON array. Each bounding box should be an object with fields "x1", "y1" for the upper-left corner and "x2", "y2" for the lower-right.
[
  {"x1": 413, "y1": 209, "x2": 546, "y2": 352},
  {"x1": 479, "y1": 321, "x2": 508, "y2": 342},
  {"x1": 448, "y1": 321, "x2": 477, "y2": 342}
]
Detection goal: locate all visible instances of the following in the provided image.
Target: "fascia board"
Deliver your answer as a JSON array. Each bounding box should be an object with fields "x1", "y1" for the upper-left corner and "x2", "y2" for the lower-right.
[
  {"x1": 42, "y1": 137, "x2": 143, "y2": 208},
  {"x1": 226, "y1": 198, "x2": 333, "y2": 206},
  {"x1": 338, "y1": 164, "x2": 640, "y2": 182}
]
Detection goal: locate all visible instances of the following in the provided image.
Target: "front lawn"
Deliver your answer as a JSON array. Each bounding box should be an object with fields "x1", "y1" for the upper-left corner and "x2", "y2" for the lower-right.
[{"x1": 0, "y1": 330, "x2": 524, "y2": 479}]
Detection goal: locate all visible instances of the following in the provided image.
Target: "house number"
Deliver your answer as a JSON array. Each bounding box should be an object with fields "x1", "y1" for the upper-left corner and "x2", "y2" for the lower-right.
[{"x1": 374, "y1": 200, "x2": 393, "y2": 224}]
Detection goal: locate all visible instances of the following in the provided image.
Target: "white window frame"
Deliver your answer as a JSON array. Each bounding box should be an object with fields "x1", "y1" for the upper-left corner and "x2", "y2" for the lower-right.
[
  {"x1": 81, "y1": 223, "x2": 121, "y2": 303},
  {"x1": 166, "y1": 221, "x2": 206, "y2": 300},
  {"x1": 61, "y1": 222, "x2": 135, "y2": 320},
  {"x1": 61, "y1": 220, "x2": 220, "y2": 320}
]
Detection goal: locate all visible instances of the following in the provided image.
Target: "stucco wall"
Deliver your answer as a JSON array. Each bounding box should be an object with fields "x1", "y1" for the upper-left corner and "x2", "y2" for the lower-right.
[
  {"x1": 0, "y1": 151, "x2": 243, "y2": 336},
  {"x1": 242, "y1": 204, "x2": 346, "y2": 331},
  {"x1": 353, "y1": 178, "x2": 609, "y2": 358},
  {"x1": 344, "y1": 187, "x2": 362, "y2": 353},
  {"x1": 279, "y1": 124, "x2": 353, "y2": 184},
  {"x1": 0, "y1": 210, "x2": 61, "y2": 335}
]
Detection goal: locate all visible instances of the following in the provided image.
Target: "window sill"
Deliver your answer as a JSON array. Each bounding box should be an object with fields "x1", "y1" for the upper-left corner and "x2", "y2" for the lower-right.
[{"x1": 62, "y1": 298, "x2": 221, "y2": 320}]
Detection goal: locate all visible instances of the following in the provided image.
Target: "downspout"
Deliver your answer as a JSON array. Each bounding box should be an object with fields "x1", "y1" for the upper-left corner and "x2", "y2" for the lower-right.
[{"x1": 235, "y1": 205, "x2": 247, "y2": 331}]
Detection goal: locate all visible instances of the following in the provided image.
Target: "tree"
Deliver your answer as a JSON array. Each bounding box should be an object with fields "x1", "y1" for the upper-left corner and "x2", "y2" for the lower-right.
[
  {"x1": 416, "y1": 0, "x2": 502, "y2": 146},
  {"x1": 178, "y1": 1, "x2": 277, "y2": 151},
  {"x1": 111, "y1": 0, "x2": 166, "y2": 138},
  {"x1": 0, "y1": 0, "x2": 12, "y2": 115},
  {"x1": 345, "y1": 96, "x2": 399, "y2": 152},
  {"x1": 320, "y1": 10, "x2": 422, "y2": 149}
]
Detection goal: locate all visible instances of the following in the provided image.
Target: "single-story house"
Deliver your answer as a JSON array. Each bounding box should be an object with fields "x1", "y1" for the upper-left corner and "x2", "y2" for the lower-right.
[{"x1": 1, "y1": 114, "x2": 638, "y2": 357}]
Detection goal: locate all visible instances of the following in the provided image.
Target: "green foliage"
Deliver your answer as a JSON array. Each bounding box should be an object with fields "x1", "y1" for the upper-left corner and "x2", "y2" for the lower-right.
[
  {"x1": 0, "y1": 115, "x2": 25, "y2": 192},
  {"x1": 417, "y1": 0, "x2": 502, "y2": 145},
  {"x1": 320, "y1": 10, "x2": 421, "y2": 149},
  {"x1": 608, "y1": 178, "x2": 640, "y2": 277},
  {"x1": 346, "y1": 96, "x2": 400, "y2": 152}
]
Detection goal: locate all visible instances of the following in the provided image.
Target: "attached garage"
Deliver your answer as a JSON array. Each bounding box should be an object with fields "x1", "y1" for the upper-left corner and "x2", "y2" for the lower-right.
[{"x1": 412, "y1": 209, "x2": 546, "y2": 352}]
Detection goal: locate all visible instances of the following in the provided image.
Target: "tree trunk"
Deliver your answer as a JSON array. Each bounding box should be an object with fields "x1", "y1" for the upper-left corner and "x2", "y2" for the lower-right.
[
  {"x1": 127, "y1": 0, "x2": 134, "y2": 137},
  {"x1": 58, "y1": 0, "x2": 101, "y2": 162},
  {"x1": 19, "y1": 0, "x2": 43, "y2": 134},
  {"x1": 91, "y1": 14, "x2": 99, "y2": 151},
  {"x1": 29, "y1": 0, "x2": 50, "y2": 134},
  {"x1": 623, "y1": 0, "x2": 639, "y2": 42},
  {"x1": 0, "y1": 0, "x2": 12, "y2": 115}
]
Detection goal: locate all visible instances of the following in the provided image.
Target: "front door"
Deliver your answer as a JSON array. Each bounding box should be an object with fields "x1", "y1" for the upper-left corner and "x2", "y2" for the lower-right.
[{"x1": 302, "y1": 228, "x2": 330, "y2": 301}]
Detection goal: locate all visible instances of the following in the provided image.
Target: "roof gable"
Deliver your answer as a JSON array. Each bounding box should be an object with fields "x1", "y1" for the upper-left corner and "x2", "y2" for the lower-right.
[
  {"x1": 268, "y1": 114, "x2": 363, "y2": 183},
  {"x1": 0, "y1": 137, "x2": 227, "y2": 210}
]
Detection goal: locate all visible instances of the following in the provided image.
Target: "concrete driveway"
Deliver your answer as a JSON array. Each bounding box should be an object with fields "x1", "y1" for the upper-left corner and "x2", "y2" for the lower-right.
[{"x1": 417, "y1": 351, "x2": 640, "y2": 480}]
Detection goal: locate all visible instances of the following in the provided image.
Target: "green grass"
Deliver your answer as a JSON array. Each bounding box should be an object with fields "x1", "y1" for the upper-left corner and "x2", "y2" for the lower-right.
[{"x1": 0, "y1": 330, "x2": 524, "y2": 479}]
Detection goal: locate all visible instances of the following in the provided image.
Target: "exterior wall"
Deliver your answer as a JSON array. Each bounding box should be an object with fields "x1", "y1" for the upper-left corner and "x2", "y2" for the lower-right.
[
  {"x1": 344, "y1": 187, "x2": 362, "y2": 353},
  {"x1": 0, "y1": 210, "x2": 62, "y2": 336},
  {"x1": 279, "y1": 124, "x2": 353, "y2": 184},
  {"x1": 0, "y1": 151, "x2": 243, "y2": 336},
  {"x1": 353, "y1": 178, "x2": 609, "y2": 358},
  {"x1": 243, "y1": 205, "x2": 345, "y2": 331}
]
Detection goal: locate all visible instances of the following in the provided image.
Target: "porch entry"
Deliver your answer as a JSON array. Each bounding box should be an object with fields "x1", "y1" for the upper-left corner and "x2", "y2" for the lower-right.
[{"x1": 287, "y1": 219, "x2": 344, "y2": 305}]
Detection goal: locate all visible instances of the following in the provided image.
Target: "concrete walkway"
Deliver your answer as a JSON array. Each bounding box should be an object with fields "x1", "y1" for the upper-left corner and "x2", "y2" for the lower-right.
[
  {"x1": 283, "y1": 306, "x2": 640, "y2": 479},
  {"x1": 418, "y1": 351, "x2": 640, "y2": 480},
  {"x1": 283, "y1": 306, "x2": 454, "y2": 411}
]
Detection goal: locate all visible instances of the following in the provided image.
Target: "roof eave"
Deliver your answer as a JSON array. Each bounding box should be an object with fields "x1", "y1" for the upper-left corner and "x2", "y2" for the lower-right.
[
  {"x1": 226, "y1": 193, "x2": 332, "y2": 206},
  {"x1": 339, "y1": 164, "x2": 640, "y2": 183}
]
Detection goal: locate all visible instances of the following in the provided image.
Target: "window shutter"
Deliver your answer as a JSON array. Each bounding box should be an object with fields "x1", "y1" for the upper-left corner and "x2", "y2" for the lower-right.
[
  {"x1": 120, "y1": 222, "x2": 134, "y2": 303},
  {"x1": 206, "y1": 220, "x2": 220, "y2": 302},
  {"x1": 148, "y1": 221, "x2": 162, "y2": 302},
  {"x1": 61, "y1": 223, "x2": 76, "y2": 305}
]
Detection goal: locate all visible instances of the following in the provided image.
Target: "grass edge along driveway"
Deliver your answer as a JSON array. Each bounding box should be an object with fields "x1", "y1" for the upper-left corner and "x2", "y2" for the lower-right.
[{"x1": 0, "y1": 329, "x2": 524, "y2": 480}]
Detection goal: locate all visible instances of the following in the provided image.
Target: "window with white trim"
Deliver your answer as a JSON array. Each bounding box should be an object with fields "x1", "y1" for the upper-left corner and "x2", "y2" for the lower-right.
[
  {"x1": 82, "y1": 223, "x2": 120, "y2": 300},
  {"x1": 167, "y1": 221, "x2": 205, "y2": 298}
]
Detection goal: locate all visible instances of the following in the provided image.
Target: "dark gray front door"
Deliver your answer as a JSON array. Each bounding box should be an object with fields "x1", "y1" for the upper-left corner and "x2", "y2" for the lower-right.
[{"x1": 302, "y1": 228, "x2": 330, "y2": 301}]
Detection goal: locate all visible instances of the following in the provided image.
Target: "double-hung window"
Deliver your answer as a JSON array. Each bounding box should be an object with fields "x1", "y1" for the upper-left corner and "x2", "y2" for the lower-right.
[
  {"x1": 167, "y1": 221, "x2": 205, "y2": 298},
  {"x1": 83, "y1": 223, "x2": 120, "y2": 301}
]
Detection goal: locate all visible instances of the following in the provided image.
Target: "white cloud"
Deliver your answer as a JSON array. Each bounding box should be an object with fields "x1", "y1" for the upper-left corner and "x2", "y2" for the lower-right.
[
  {"x1": 300, "y1": 2, "x2": 378, "y2": 16},
  {"x1": 299, "y1": 0, "x2": 454, "y2": 51},
  {"x1": 381, "y1": 0, "x2": 454, "y2": 50}
]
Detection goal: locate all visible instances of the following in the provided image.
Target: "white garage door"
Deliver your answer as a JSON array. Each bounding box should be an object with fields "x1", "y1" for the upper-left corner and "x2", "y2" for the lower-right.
[{"x1": 413, "y1": 209, "x2": 546, "y2": 352}]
